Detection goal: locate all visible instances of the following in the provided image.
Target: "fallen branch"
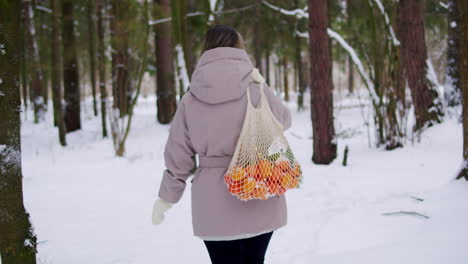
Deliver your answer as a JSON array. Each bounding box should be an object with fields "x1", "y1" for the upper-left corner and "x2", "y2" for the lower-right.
[{"x1": 382, "y1": 211, "x2": 430, "y2": 219}]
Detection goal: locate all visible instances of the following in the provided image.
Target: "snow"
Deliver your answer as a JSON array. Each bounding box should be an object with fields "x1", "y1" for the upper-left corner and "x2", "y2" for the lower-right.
[
  {"x1": 0, "y1": 44, "x2": 5, "y2": 55},
  {"x1": 439, "y1": 1, "x2": 449, "y2": 9},
  {"x1": 19, "y1": 90, "x2": 466, "y2": 263},
  {"x1": 297, "y1": 29, "x2": 378, "y2": 104},
  {"x1": 0, "y1": 145, "x2": 21, "y2": 174},
  {"x1": 175, "y1": 44, "x2": 190, "y2": 92},
  {"x1": 371, "y1": 0, "x2": 400, "y2": 46},
  {"x1": 450, "y1": 21, "x2": 457, "y2": 28},
  {"x1": 262, "y1": 0, "x2": 308, "y2": 19},
  {"x1": 209, "y1": 0, "x2": 218, "y2": 21}
]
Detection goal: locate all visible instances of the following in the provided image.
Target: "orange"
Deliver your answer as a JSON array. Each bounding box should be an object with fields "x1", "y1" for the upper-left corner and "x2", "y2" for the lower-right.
[
  {"x1": 280, "y1": 173, "x2": 298, "y2": 189},
  {"x1": 267, "y1": 180, "x2": 281, "y2": 194},
  {"x1": 257, "y1": 160, "x2": 273, "y2": 179},
  {"x1": 276, "y1": 160, "x2": 291, "y2": 173},
  {"x1": 269, "y1": 166, "x2": 282, "y2": 182},
  {"x1": 276, "y1": 186, "x2": 287, "y2": 195},
  {"x1": 224, "y1": 173, "x2": 233, "y2": 185},
  {"x1": 241, "y1": 177, "x2": 256, "y2": 194},
  {"x1": 253, "y1": 183, "x2": 268, "y2": 200},
  {"x1": 228, "y1": 182, "x2": 242, "y2": 194},
  {"x1": 291, "y1": 163, "x2": 302, "y2": 178},
  {"x1": 231, "y1": 166, "x2": 246, "y2": 181}
]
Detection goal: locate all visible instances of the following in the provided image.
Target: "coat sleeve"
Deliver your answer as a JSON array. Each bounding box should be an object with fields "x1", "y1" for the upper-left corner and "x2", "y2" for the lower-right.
[
  {"x1": 263, "y1": 83, "x2": 292, "y2": 130},
  {"x1": 158, "y1": 98, "x2": 196, "y2": 203}
]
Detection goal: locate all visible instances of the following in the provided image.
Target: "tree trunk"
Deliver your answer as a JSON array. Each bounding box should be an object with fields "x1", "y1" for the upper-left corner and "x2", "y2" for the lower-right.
[
  {"x1": 154, "y1": 0, "x2": 176, "y2": 124},
  {"x1": 254, "y1": 0, "x2": 263, "y2": 74},
  {"x1": 308, "y1": 0, "x2": 337, "y2": 164},
  {"x1": 62, "y1": 0, "x2": 81, "y2": 132},
  {"x1": 20, "y1": 9, "x2": 29, "y2": 114},
  {"x1": 51, "y1": 0, "x2": 67, "y2": 146},
  {"x1": 398, "y1": 0, "x2": 443, "y2": 131},
  {"x1": 97, "y1": 0, "x2": 108, "y2": 138},
  {"x1": 283, "y1": 57, "x2": 289, "y2": 102},
  {"x1": 0, "y1": 1, "x2": 38, "y2": 262},
  {"x1": 446, "y1": 0, "x2": 461, "y2": 106},
  {"x1": 23, "y1": 0, "x2": 46, "y2": 123},
  {"x1": 88, "y1": 0, "x2": 98, "y2": 116},
  {"x1": 348, "y1": 56, "x2": 354, "y2": 94},
  {"x1": 266, "y1": 48, "x2": 271, "y2": 85},
  {"x1": 110, "y1": 0, "x2": 131, "y2": 118},
  {"x1": 296, "y1": 33, "x2": 305, "y2": 110},
  {"x1": 457, "y1": 0, "x2": 468, "y2": 180}
]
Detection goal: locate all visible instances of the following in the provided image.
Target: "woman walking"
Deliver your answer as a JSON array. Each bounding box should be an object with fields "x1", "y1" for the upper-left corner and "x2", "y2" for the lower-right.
[{"x1": 152, "y1": 25, "x2": 292, "y2": 264}]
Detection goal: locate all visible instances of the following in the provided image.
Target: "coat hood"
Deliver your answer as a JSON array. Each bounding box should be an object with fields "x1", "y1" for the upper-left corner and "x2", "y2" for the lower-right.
[{"x1": 189, "y1": 47, "x2": 254, "y2": 104}]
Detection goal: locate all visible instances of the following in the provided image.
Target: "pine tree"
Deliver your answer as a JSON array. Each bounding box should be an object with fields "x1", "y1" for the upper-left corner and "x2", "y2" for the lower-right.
[
  {"x1": 457, "y1": 0, "x2": 467, "y2": 180},
  {"x1": 0, "y1": 1, "x2": 38, "y2": 262},
  {"x1": 308, "y1": 0, "x2": 337, "y2": 164}
]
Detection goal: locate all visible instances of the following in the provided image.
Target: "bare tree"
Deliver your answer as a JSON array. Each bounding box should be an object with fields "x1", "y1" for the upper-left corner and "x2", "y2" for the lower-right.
[
  {"x1": 154, "y1": 0, "x2": 177, "y2": 124},
  {"x1": 0, "y1": 1, "x2": 37, "y2": 262},
  {"x1": 88, "y1": 0, "x2": 98, "y2": 116},
  {"x1": 62, "y1": 0, "x2": 81, "y2": 132},
  {"x1": 457, "y1": 0, "x2": 467, "y2": 180},
  {"x1": 97, "y1": 0, "x2": 108, "y2": 137},
  {"x1": 398, "y1": 0, "x2": 443, "y2": 131},
  {"x1": 51, "y1": 0, "x2": 66, "y2": 146},
  {"x1": 445, "y1": 0, "x2": 461, "y2": 106},
  {"x1": 23, "y1": 0, "x2": 46, "y2": 123},
  {"x1": 308, "y1": 0, "x2": 337, "y2": 164}
]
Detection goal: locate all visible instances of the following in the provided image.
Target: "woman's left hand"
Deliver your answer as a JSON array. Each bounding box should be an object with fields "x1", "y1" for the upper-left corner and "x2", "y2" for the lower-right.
[{"x1": 152, "y1": 198, "x2": 173, "y2": 225}]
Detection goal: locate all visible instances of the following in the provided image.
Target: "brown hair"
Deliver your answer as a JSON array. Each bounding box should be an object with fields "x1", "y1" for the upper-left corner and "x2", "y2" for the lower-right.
[{"x1": 202, "y1": 25, "x2": 245, "y2": 52}]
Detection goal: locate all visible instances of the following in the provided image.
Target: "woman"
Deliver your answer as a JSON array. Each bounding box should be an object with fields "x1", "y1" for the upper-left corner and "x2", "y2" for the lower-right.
[{"x1": 152, "y1": 25, "x2": 292, "y2": 264}]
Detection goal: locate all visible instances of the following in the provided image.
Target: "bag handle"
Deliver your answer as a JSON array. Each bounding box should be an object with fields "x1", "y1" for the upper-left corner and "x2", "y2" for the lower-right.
[{"x1": 246, "y1": 68, "x2": 267, "y2": 110}]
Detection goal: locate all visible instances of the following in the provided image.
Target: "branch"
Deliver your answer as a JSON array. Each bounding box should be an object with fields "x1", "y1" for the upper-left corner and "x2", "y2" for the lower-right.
[
  {"x1": 369, "y1": 0, "x2": 400, "y2": 46},
  {"x1": 36, "y1": 5, "x2": 52, "y2": 14},
  {"x1": 382, "y1": 211, "x2": 430, "y2": 219},
  {"x1": 262, "y1": 0, "x2": 308, "y2": 18}
]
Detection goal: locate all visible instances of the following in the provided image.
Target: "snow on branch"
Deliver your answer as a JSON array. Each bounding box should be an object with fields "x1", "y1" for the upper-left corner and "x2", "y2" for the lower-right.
[
  {"x1": 439, "y1": 1, "x2": 449, "y2": 9},
  {"x1": 296, "y1": 29, "x2": 378, "y2": 103},
  {"x1": 262, "y1": 0, "x2": 308, "y2": 19},
  {"x1": 370, "y1": 0, "x2": 400, "y2": 46},
  {"x1": 382, "y1": 211, "x2": 430, "y2": 219},
  {"x1": 36, "y1": 5, "x2": 52, "y2": 14},
  {"x1": 327, "y1": 29, "x2": 379, "y2": 102},
  {"x1": 175, "y1": 44, "x2": 190, "y2": 93}
]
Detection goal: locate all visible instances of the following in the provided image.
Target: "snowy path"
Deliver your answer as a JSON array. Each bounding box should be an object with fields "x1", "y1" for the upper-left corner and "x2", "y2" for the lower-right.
[{"x1": 21, "y1": 96, "x2": 467, "y2": 263}]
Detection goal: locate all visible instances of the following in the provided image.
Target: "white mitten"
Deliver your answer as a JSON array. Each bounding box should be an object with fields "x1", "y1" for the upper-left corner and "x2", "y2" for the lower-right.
[
  {"x1": 152, "y1": 198, "x2": 173, "y2": 225},
  {"x1": 251, "y1": 68, "x2": 265, "y2": 83}
]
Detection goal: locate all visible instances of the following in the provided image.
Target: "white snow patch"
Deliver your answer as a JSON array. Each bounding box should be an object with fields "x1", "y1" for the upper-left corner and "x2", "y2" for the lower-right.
[
  {"x1": 439, "y1": 1, "x2": 449, "y2": 9},
  {"x1": 0, "y1": 44, "x2": 5, "y2": 55},
  {"x1": 175, "y1": 45, "x2": 190, "y2": 93},
  {"x1": 263, "y1": 0, "x2": 308, "y2": 19},
  {"x1": 450, "y1": 21, "x2": 457, "y2": 28},
  {"x1": 0, "y1": 145, "x2": 21, "y2": 174}
]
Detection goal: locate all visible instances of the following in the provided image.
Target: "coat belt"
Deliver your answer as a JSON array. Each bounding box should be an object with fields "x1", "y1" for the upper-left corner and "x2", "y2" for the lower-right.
[{"x1": 198, "y1": 155, "x2": 233, "y2": 168}]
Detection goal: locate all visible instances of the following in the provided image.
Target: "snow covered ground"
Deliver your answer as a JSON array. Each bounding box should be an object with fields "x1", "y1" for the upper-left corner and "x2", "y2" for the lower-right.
[{"x1": 20, "y1": 92, "x2": 467, "y2": 264}]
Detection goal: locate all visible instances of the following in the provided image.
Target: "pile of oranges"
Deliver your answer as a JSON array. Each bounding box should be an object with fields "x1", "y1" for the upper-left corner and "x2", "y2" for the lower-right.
[{"x1": 224, "y1": 159, "x2": 302, "y2": 201}]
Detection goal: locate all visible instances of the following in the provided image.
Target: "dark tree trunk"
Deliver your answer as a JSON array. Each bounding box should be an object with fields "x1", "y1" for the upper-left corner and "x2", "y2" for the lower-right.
[
  {"x1": 23, "y1": 0, "x2": 46, "y2": 123},
  {"x1": 20, "y1": 9, "x2": 29, "y2": 114},
  {"x1": 446, "y1": 0, "x2": 461, "y2": 106},
  {"x1": 348, "y1": 56, "x2": 354, "y2": 94},
  {"x1": 295, "y1": 33, "x2": 305, "y2": 110},
  {"x1": 398, "y1": 0, "x2": 443, "y2": 131},
  {"x1": 0, "y1": 1, "x2": 38, "y2": 262},
  {"x1": 51, "y1": 0, "x2": 67, "y2": 146},
  {"x1": 308, "y1": 0, "x2": 337, "y2": 164},
  {"x1": 266, "y1": 48, "x2": 271, "y2": 85},
  {"x1": 88, "y1": 0, "x2": 98, "y2": 116},
  {"x1": 62, "y1": 0, "x2": 81, "y2": 132},
  {"x1": 110, "y1": 0, "x2": 131, "y2": 118},
  {"x1": 254, "y1": 0, "x2": 263, "y2": 74},
  {"x1": 457, "y1": 0, "x2": 468, "y2": 180},
  {"x1": 185, "y1": 0, "x2": 196, "y2": 78},
  {"x1": 97, "y1": 0, "x2": 108, "y2": 138},
  {"x1": 154, "y1": 0, "x2": 177, "y2": 124},
  {"x1": 283, "y1": 57, "x2": 289, "y2": 102}
]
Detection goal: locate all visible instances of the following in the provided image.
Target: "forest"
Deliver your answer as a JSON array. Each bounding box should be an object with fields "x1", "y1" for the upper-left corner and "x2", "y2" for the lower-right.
[{"x1": 0, "y1": 0, "x2": 467, "y2": 263}]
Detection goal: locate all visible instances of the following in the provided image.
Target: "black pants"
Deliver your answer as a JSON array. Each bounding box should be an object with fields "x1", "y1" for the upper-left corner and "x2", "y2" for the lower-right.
[{"x1": 203, "y1": 232, "x2": 273, "y2": 264}]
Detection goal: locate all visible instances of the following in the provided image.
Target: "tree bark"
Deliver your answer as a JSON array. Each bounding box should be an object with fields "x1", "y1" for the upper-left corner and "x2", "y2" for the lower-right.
[
  {"x1": 154, "y1": 0, "x2": 176, "y2": 124},
  {"x1": 295, "y1": 33, "x2": 305, "y2": 110},
  {"x1": 110, "y1": 0, "x2": 131, "y2": 118},
  {"x1": 457, "y1": 0, "x2": 468, "y2": 180},
  {"x1": 23, "y1": 0, "x2": 45, "y2": 123},
  {"x1": 0, "y1": 1, "x2": 38, "y2": 262},
  {"x1": 398, "y1": 0, "x2": 443, "y2": 131},
  {"x1": 97, "y1": 0, "x2": 108, "y2": 138},
  {"x1": 62, "y1": 0, "x2": 81, "y2": 132},
  {"x1": 88, "y1": 0, "x2": 98, "y2": 116},
  {"x1": 254, "y1": 0, "x2": 263, "y2": 74},
  {"x1": 308, "y1": 0, "x2": 337, "y2": 164},
  {"x1": 446, "y1": 0, "x2": 461, "y2": 106},
  {"x1": 51, "y1": 0, "x2": 67, "y2": 146},
  {"x1": 283, "y1": 57, "x2": 289, "y2": 102}
]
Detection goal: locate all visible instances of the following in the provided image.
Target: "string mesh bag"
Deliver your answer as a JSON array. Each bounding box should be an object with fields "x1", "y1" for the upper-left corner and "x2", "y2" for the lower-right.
[{"x1": 224, "y1": 70, "x2": 302, "y2": 201}]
